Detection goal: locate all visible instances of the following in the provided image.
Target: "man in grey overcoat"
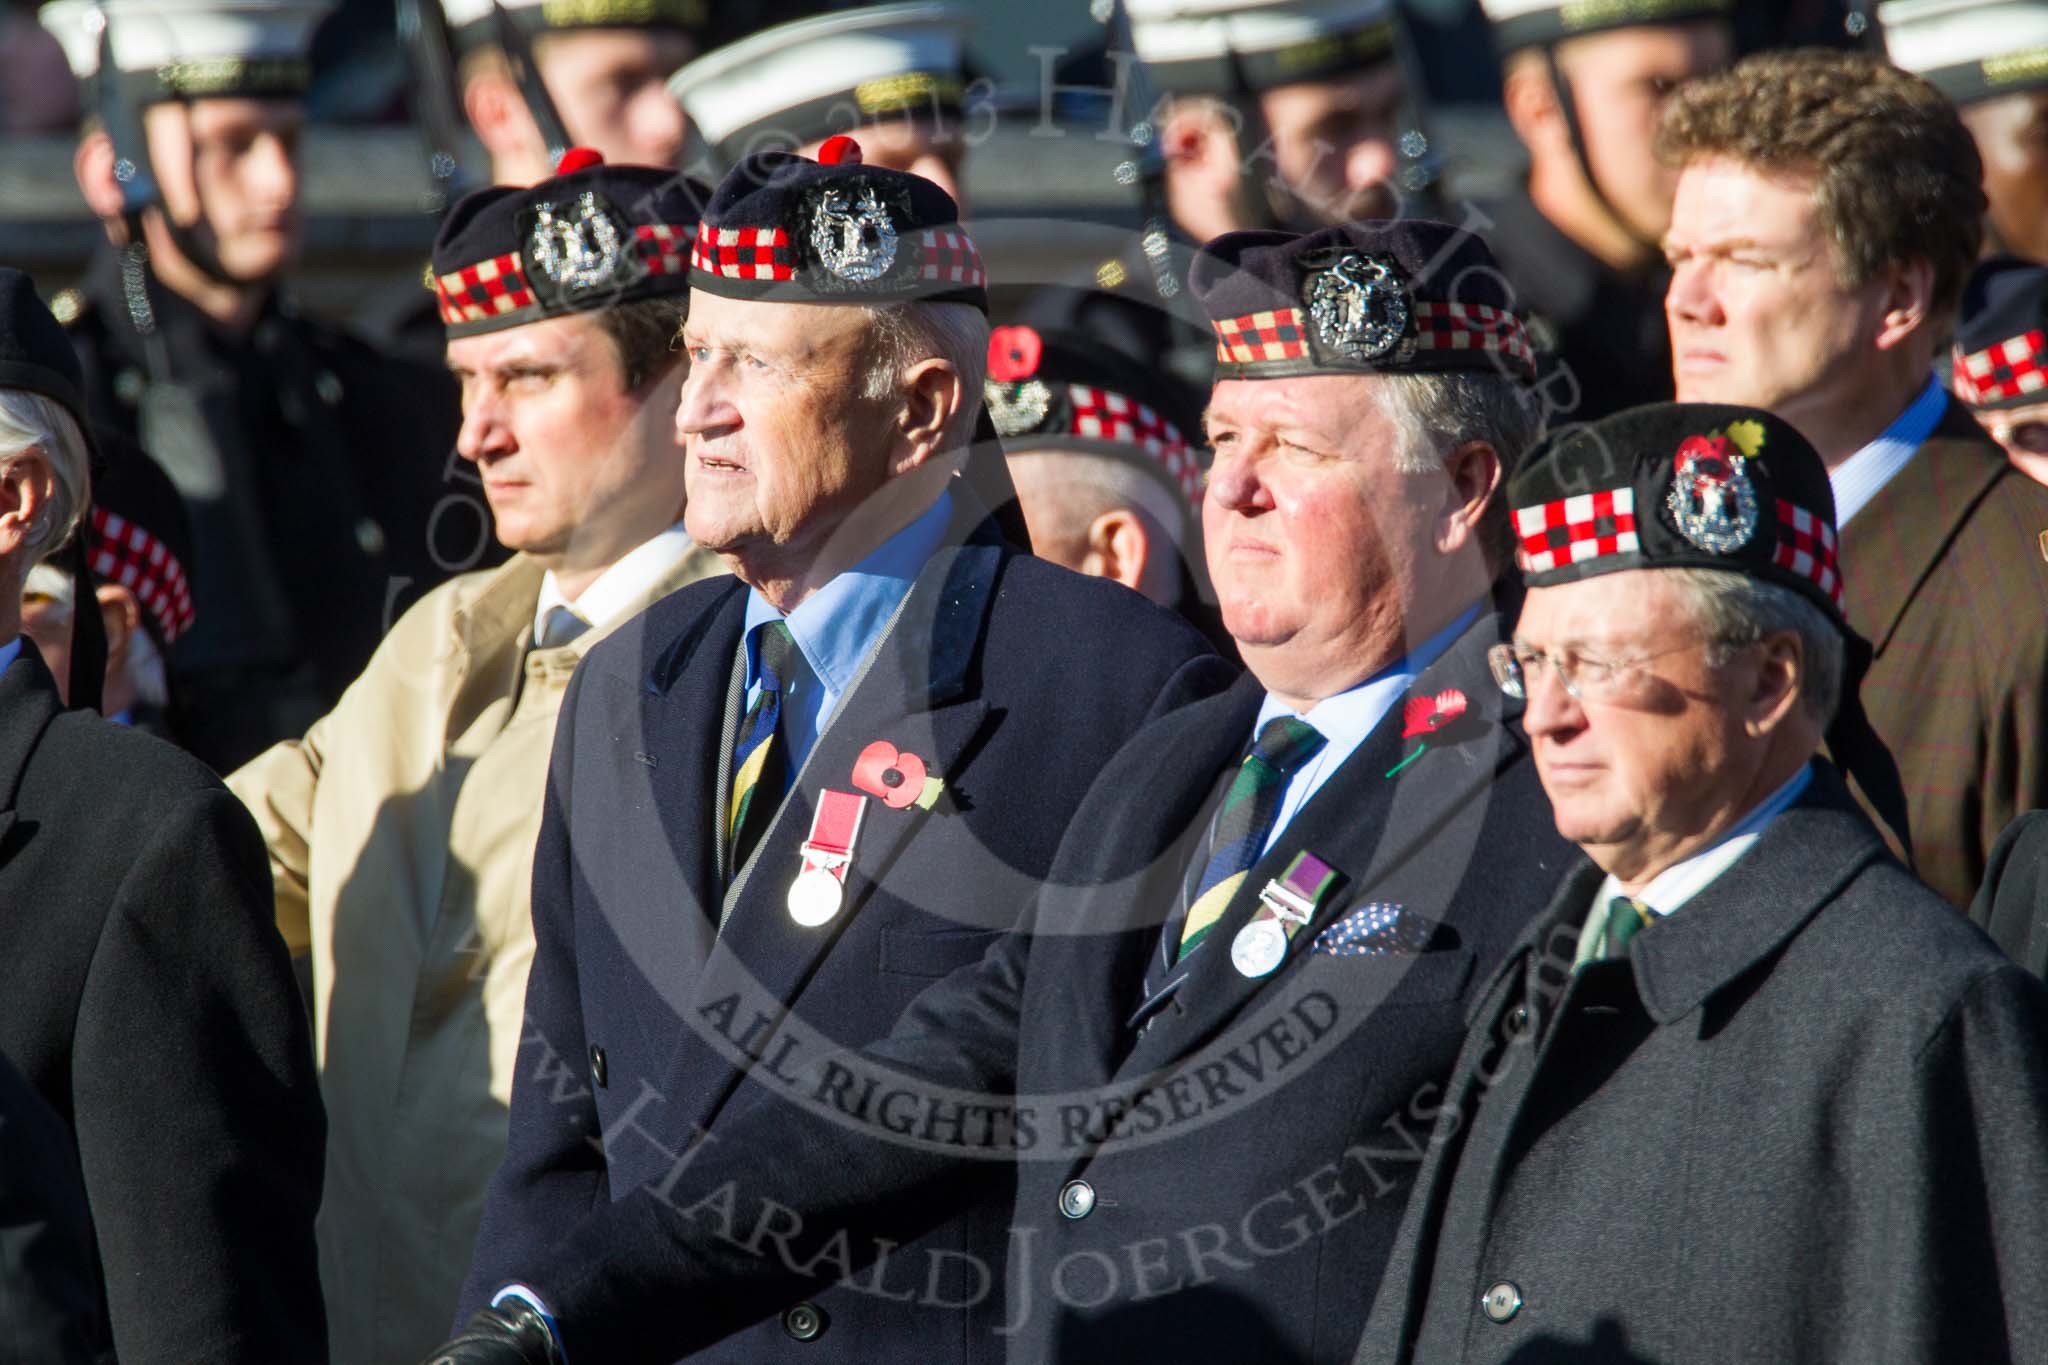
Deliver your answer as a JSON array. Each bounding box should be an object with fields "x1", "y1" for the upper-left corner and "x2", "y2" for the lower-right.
[{"x1": 1358, "y1": 401, "x2": 2048, "y2": 1364}]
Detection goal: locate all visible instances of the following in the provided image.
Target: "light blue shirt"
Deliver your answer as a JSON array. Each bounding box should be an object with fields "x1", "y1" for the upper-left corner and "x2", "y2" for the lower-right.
[
  {"x1": 1829, "y1": 375, "x2": 1946, "y2": 528},
  {"x1": 1593, "y1": 760, "x2": 1814, "y2": 923},
  {"x1": 0, "y1": 637, "x2": 19, "y2": 676},
  {"x1": 740, "y1": 490, "x2": 952, "y2": 784},
  {"x1": 1250, "y1": 603, "x2": 1481, "y2": 858}
]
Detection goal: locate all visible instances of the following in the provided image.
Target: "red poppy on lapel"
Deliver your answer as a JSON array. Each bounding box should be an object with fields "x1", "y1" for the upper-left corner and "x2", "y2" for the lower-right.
[
  {"x1": 1389, "y1": 689, "x2": 1470, "y2": 776},
  {"x1": 853, "y1": 740, "x2": 944, "y2": 811}
]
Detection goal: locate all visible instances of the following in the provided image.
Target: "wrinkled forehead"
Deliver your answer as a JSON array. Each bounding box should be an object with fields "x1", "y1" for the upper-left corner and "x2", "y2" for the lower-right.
[{"x1": 681, "y1": 291, "x2": 873, "y2": 351}]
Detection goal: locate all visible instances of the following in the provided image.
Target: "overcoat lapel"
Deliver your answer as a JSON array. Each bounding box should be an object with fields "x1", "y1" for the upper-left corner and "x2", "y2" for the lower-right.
[
  {"x1": 621, "y1": 579, "x2": 750, "y2": 987},
  {"x1": 1035, "y1": 676, "x2": 1268, "y2": 1095},
  {"x1": 1839, "y1": 400, "x2": 2009, "y2": 654},
  {"x1": 1113, "y1": 614, "x2": 1523, "y2": 1084},
  {"x1": 0, "y1": 650, "x2": 64, "y2": 860}
]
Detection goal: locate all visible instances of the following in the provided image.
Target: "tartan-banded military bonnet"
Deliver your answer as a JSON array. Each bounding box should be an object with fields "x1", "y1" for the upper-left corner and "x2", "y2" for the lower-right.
[
  {"x1": 41, "y1": 0, "x2": 331, "y2": 104},
  {"x1": 431, "y1": 150, "x2": 710, "y2": 339},
  {"x1": 1882, "y1": 0, "x2": 2048, "y2": 105},
  {"x1": 1953, "y1": 256, "x2": 2048, "y2": 412},
  {"x1": 1480, "y1": 0, "x2": 1732, "y2": 52},
  {"x1": 1190, "y1": 220, "x2": 1536, "y2": 382},
  {"x1": 669, "y1": 2, "x2": 973, "y2": 167},
  {"x1": 439, "y1": 0, "x2": 709, "y2": 53},
  {"x1": 984, "y1": 306, "x2": 1206, "y2": 512},
  {"x1": 1509, "y1": 402, "x2": 1846, "y2": 627},
  {"x1": 688, "y1": 139, "x2": 986, "y2": 311},
  {"x1": 1126, "y1": 0, "x2": 1400, "y2": 95}
]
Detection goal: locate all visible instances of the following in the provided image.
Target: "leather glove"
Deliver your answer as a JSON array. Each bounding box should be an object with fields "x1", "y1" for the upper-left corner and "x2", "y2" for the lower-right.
[{"x1": 420, "y1": 1302, "x2": 564, "y2": 1365}]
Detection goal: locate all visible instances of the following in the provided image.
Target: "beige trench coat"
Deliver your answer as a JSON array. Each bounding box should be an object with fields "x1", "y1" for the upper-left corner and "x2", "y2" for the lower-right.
[{"x1": 229, "y1": 547, "x2": 723, "y2": 1365}]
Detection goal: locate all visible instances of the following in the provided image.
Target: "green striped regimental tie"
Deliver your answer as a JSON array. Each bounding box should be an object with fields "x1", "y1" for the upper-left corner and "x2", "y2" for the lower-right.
[
  {"x1": 727, "y1": 621, "x2": 800, "y2": 876},
  {"x1": 1577, "y1": 894, "x2": 1655, "y2": 968},
  {"x1": 1174, "y1": 716, "x2": 1328, "y2": 963}
]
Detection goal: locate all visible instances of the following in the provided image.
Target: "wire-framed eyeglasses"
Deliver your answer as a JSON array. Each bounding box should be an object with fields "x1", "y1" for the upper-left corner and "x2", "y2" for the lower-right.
[{"x1": 1487, "y1": 639, "x2": 1732, "y2": 703}]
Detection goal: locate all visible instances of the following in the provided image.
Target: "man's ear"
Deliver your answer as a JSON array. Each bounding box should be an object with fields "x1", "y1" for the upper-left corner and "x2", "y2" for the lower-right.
[
  {"x1": 74, "y1": 129, "x2": 128, "y2": 222},
  {"x1": 463, "y1": 71, "x2": 542, "y2": 172},
  {"x1": 891, "y1": 357, "x2": 965, "y2": 473},
  {"x1": 1500, "y1": 53, "x2": 1565, "y2": 158},
  {"x1": 95, "y1": 583, "x2": 140, "y2": 673},
  {"x1": 1081, "y1": 506, "x2": 1152, "y2": 595},
  {"x1": 1745, "y1": 630, "x2": 1806, "y2": 737},
  {"x1": 1873, "y1": 257, "x2": 1938, "y2": 355},
  {"x1": 1436, "y1": 439, "x2": 1503, "y2": 555},
  {"x1": 0, "y1": 451, "x2": 55, "y2": 561},
  {"x1": 1161, "y1": 100, "x2": 1238, "y2": 187}
]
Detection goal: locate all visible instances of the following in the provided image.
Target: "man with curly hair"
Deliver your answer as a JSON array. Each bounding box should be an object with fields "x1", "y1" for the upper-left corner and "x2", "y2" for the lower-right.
[{"x1": 1657, "y1": 47, "x2": 2048, "y2": 906}]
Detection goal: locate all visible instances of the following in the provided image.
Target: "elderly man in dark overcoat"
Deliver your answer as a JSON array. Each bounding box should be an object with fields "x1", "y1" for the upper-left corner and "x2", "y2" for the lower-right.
[
  {"x1": 0, "y1": 271, "x2": 327, "y2": 1358},
  {"x1": 440, "y1": 141, "x2": 1231, "y2": 1363},
  {"x1": 1356, "y1": 403, "x2": 2048, "y2": 1364},
  {"x1": 424, "y1": 218, "x2": 1575, "y2": 1365}
]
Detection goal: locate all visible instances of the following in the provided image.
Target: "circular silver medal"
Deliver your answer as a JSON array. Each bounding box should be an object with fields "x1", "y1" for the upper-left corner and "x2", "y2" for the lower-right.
[
  {"x1": 787, "y1": 867, "x2": 844, "y2": 927},
  {"x1": 1231, "y1": 919, "x2": 1289, "y2": 978}
]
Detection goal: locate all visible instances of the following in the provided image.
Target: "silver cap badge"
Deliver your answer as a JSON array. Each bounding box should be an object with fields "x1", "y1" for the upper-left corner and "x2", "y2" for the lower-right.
[{"x1": 1303, "y1": 251, "x2": 1410, "y2": 362}]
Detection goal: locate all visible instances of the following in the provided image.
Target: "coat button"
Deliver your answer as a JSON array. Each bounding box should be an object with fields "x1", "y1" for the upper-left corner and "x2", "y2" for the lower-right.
[
  {"x1": 1507, "y1": 1005, "x2": 1531, "y2": 1033},
  {"x1": 588, "y1": 1045, "x2": 607, "y2": 1089},
  {"x1": 1482, "y1": 1281, "x2": 1522, "y2": 1323},
  {"x1": 782, "y1": 1302, "x2": 826, "y2": 1340},
  {"x1": 1058, "y1": 1179, "x2": 1096, "y2": 1220}
]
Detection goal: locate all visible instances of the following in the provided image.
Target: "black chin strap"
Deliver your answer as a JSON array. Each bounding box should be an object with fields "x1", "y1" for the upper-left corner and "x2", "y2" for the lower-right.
[
  {"x1": 1827, "y1": 629, "x2": 1914, "y2": 867},
  {"x1": 64, "y1": 526, "x2": 107, "y2": 714},
  {"x1": 1541, "y1": 47, "x2": 1658, "y2": 258}
]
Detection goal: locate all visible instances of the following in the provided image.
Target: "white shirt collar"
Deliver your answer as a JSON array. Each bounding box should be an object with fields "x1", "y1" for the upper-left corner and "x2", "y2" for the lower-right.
[
  {"x1": 1596, "y1": 761, "x2": 1814, "y2": 920},
  {"x1": 1829, "y1": 375, "x2": 1947, "y2": 528},
  {"x1": 532, "y1": 522, "x2": 695, "y2": 644},
  {"x1": 0, "y1": 637, "x2": 19, "y2": 676}
]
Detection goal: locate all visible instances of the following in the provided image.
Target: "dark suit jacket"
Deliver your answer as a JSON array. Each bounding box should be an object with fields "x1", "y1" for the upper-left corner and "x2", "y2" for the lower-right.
[
  {"x1": 0, "y1": 1049, "x2": 100, "y2": 1363},
  {"x1": 469, "y1": 605, "x2": 1573, "y2": 1364},
  {"x1": 458, "y1": 515, "x2": 1231, "y2": 1361},
  {"x1": 1972, "y1": 809, "x2": 2048, "y2": 979},
  {"x1": 1359, "y1": 763, "x2": 2048, "y2": 1364},
  {"x1": 1841, "y1": 398, "x2": 2048, "y2": 906},
  {"x1": 0, "y1": 647, "x2": 327, "y2": 1362}
]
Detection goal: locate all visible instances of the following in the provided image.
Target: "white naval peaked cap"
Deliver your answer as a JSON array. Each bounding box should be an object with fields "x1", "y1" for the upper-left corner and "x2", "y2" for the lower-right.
[
  {"x1": 1881, "y1": 0, "x2": 2048, "y2": 102},
  {"x1": 667, "y1": 1, "x2": 969, "y2": 162},
  {"x1": 41, "y1": 0, "x2": 331, "y2": 98},
  {"x1": 1124, "y1": 0, "x2": 1399, "y2": 94},
  {"x1": 437, "y1": 0, "x2": 708, "y2": 48},
  {"x1": 1477, "y1": 0, "x2": 1732, "y2": 52}
]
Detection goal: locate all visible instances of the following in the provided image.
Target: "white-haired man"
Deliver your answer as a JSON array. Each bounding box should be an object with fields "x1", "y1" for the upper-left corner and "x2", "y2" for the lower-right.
[
  {"x1": 0, "y1": 270, "x2": 325, "y2": 1359},
  {"x1": 436, "y1": 142, "x2": 1229, "y2": 1364}
]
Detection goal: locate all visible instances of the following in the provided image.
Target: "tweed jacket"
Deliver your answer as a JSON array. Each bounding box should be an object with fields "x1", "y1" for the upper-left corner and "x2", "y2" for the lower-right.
[
  {"x1": 0, "y1": 646, "x2": 326, "y2": 1363},
  {"x1": 1357, "y1": 762, "x2": 2048, "y2": 1364},
  {"x1": 467, "y1": 604, "x2": 1574, "y2": 1364},
  {"x1": 228, "y1": 545, "x2": 723, "y2": 1365},
  {"x1": 1840, "y1": 397, "x2": 2048, "y2": 906},
  {"x1": 458, "y1": 510, "x2": 1232, "y2": 1362}
]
